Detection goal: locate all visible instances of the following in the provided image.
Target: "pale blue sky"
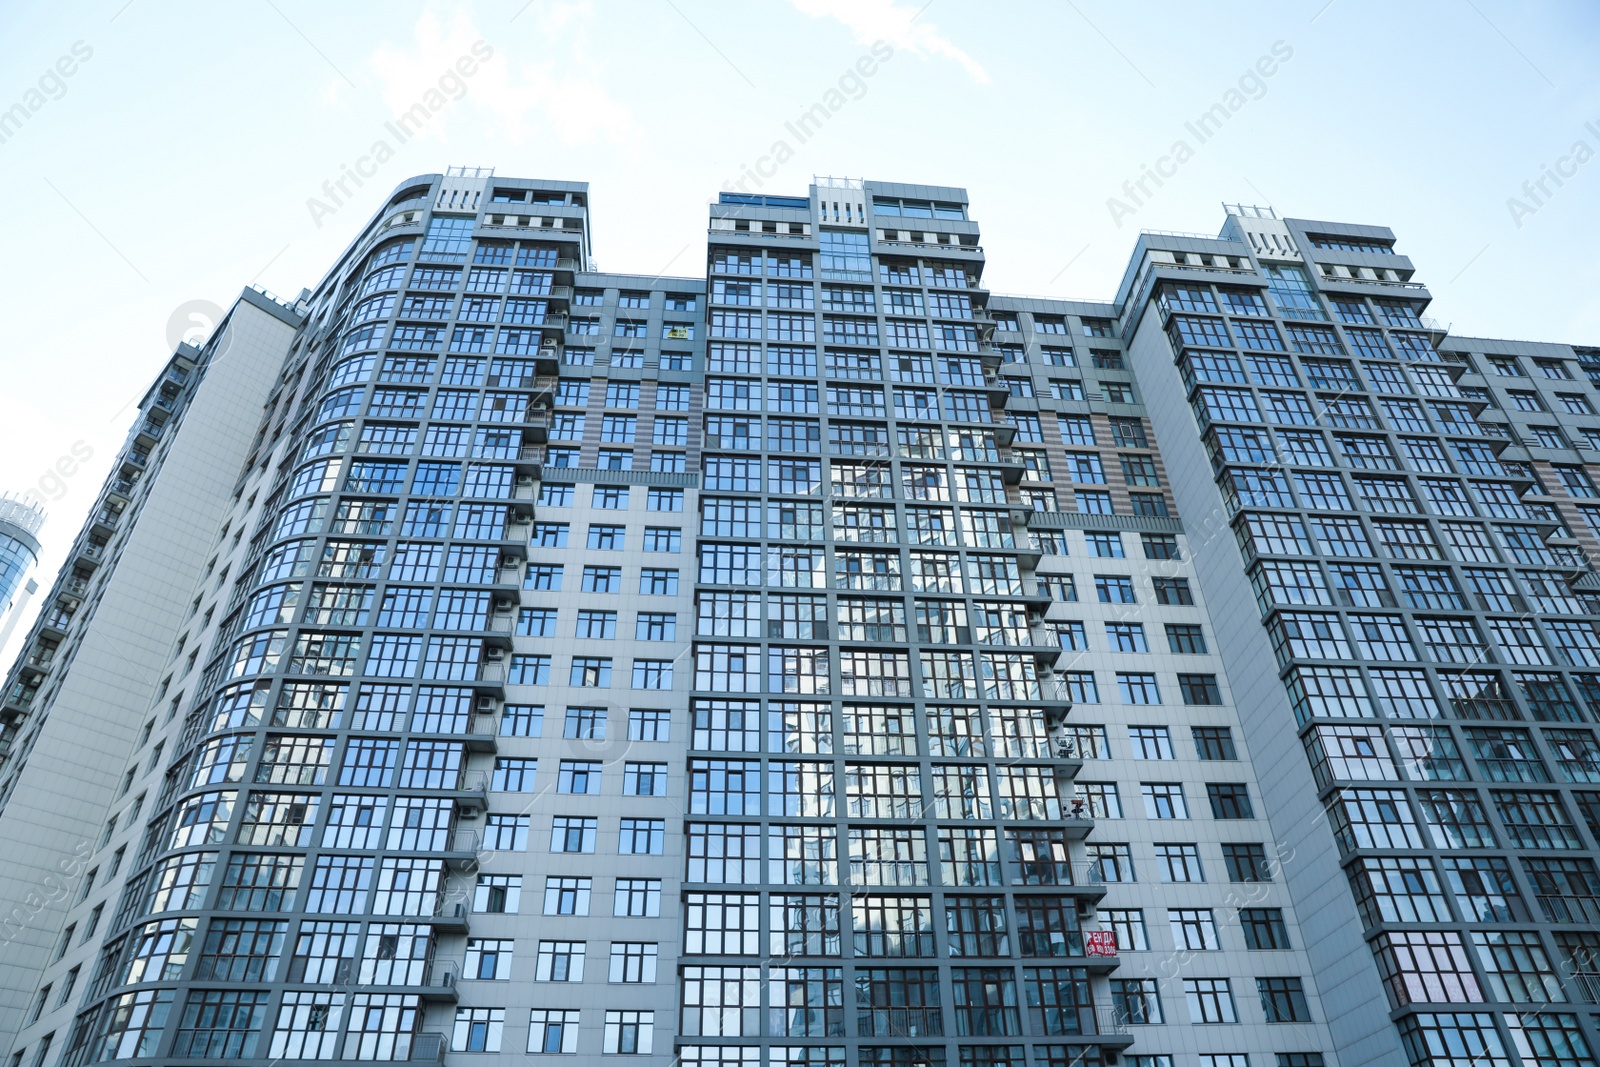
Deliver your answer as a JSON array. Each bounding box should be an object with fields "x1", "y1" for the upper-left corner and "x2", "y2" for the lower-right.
[{"x1": 0, "y1": 0, "x2": 1597, "y2": 655}]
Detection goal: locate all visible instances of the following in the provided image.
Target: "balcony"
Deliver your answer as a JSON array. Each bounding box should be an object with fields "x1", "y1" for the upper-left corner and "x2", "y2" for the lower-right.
[
  {"x1": 2, "y1": 684, "x2": 37, "y2": 715},
  {"x1": 1004, "y1": 859, "x2": 1110, "y2": 898},
  {"x1": 856, "y1": 1006, "x2": 943, "y2": 1038},
  {"x1": 38, "y1": 610, "x2": 73, "y2": 639},
  {"x1": 1059, "y1": 808, "x2": 1095, "y2": 840},
  {"x1": 428, "y1": 901, "x2": 471, "y2": 933},
  {"x1": 146, "y1": 393, "x2": 179, "y2": 421},
  {"x1": 480, "y1": 612, "x2": 515, "y2": 649},
  {"x1": 419, "y1": 961, "x2": 459, "y2": 1002},
  {"x1": 410, "y1": 1033, "x2": 447, "y2": 1063},
  {"x1": 473, "y1": 662, "x2": 505, "y2": 703},
  {"x1": 465, "y1": 712, "x2": 501, "y2": 752},
  {"x1": 365, "y1": 961, "x2": 461, "y2": 1003},
  {"x1": 89, "y1": 508, "x2": 122, "y2": 539},
  {"x1": 1094, "y1": 1006, "x2": 1134, "y2": 1044},
  {"x1": 513, "y1": 444, "x2": 542, "y2": 477},
  {"x1": 133, "y1": 421, "x2": 164, "y2": 448},
  {"x1": 445, "y1": 829, "x2": 482, "y2": 869},
  {"x1": 18, "y1": 649, "x2": 54, "y2": 683},
  {"x1": 1571, "y1": 973, "x2": 1600, "y2": 1004},
  {"x1": 452, "y1": 769, "x2": 490, "y2": 813},
  {"x1": 1537, "y1": 894, "x2": 1600, "y2": 925},
  {"x1": 1048, "y1": 743, "x2": 1085, "y2": 782},
  {"x1": 535, "y1": 339, "x2": 562, "y2": 375}
]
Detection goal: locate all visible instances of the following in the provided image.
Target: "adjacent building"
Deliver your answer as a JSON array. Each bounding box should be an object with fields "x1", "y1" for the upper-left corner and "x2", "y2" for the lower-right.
[
  {"x1": 0, "y1": 492, "x2": 45, "y2": 624},
  {"x1": 0, "y1": 172, "x2": 1594, "y2": 1067}
]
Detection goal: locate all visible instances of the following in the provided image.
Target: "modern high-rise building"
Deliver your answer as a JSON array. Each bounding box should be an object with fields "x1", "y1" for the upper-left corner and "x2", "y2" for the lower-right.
[
  {"x1": 0, "y1": 492, "x2": 45, "y2": 624},
  {"x1": 0, "y1": 170, "x2": 1595, "y2": 1067}
]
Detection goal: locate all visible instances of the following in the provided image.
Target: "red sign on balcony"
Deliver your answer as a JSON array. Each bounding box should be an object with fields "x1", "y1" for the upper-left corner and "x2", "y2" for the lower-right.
[{"x1": 1085, "y1": 931, "x2": 1118, "y2": 957}]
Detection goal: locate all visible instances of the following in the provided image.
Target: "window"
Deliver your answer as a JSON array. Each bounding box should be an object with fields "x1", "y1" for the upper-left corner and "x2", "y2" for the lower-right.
[
  {"x1": 1183, "y1": 978, "x2": 1237, "y2": 1023},
  {"x1": 1223, "y1": 843, "x2": 1272, "y2": 882},
  {"x1": 608, "y1": 942, "x2": 659, "y2": 984},
  {"x1": 1169, "y1": 909, "x2": 1220, "y2": 950},
  {"x1": 1107, "y1": 622, "x2": 1148, "y2": 653},
  {"x1": 466, "y1": 939, "x2": 515, "y2": 980},
  {"x1": 1178, "y1": 675, "x2": 1223, "y2": 705},
  {"x1": 576, "y1": 610, "x2": 617, "y2": 640},
  {"x1": 1118, "y1": 673, "x2": 1161, "y2": 704},
  {"x1": 647, "y1": 488, "x2": 683, "y2": 511},
  {"x1": 557, "y1": 760, "x2": 602, "y2": 794},
  {"x1": 484, "y1": 814, "x2": 529, "y2": 851},
  {"x1": 569, "y1": 658, "x2": 612, "y2": 687},
  {"x1": 535, "y1": 941, "x2": 587, "y2": 982},
  {"x1": 623, "y1": 762, "x2": 668, "y2": 797},
  {"x1": 1142, "y1": 783, "x2": 1188, "y2": 819},
  {"x1": 492, "y1": 758, "x2": 537, "y2": 792},
  {"x1": 1095, "y1": 575, "x2": 1136, "y2": 603},
  {"x1": 1241, "y1": 908, "x2": 1290, "y2": 950},
  {"x1": 1155, "y1": 843, "x2": 1203, "y2": 882},
  {"x1": 1166, "y1": 624, "x2": 1206, "y2": 654},
  {"x1": 1141, "y1": 534, "x2": 1180, "y2": 560},
  {"x1": 627, "y1": 659, "x2": 672, "y2": 694},
  {"x1": 475, "y1": 875, "x2": 522, "y2": 914},
  {"x1": 620, "y1": 819, "x2": 665, "y2": 855},
  {"x1": 528, "y1": 1010, "x2": 581, "y2": 1054},
  {"x1": 1256, "y1": 977, "x2": 1311, "y2": 1022},
  {"x1": 1193, "y1": 727, "x2": 1237, "y2": 760},
  {"x1": 1128, "y1": 726, "x2": 1173, "y2": 759},
  {"x1": 1152, "y1": 578, "x2": 1193, "y2": 606},
  {"x1": 550, "y1": 816, "x2": 597, "y2": 853},
  {"x1": 641, "y1": 526, "x2": 680, "y2": 552},
  {"x1": 603, "y1": 1010, "x2": 654, "y2": 1054},
  {"x1": 615, "y1": 879, "x2": 662, "y2": 917},
  {"x1": 1086, "y1": 533, "x2": 1123, "y2": 557},
  {"x1": 1207, "y1": 783, "x2": 1254, "y2": 819},
  {"x1": 640, "y1": 569, "x2": 679, "y2": 595}
]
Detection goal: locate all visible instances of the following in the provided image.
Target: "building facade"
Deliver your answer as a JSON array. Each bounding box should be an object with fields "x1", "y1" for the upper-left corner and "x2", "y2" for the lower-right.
[{"x1": 0, "y1": 172, "x2": 1592, "y2": 1067}]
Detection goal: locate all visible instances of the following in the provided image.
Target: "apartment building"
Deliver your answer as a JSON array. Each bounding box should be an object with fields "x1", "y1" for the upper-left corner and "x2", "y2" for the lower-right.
[{"x1": 0, "y1": 171, "x2": 1591, "y2": 1067}]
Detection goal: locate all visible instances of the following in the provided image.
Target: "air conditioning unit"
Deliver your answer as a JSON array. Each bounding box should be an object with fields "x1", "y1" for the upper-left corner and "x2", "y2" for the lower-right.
[
  {"x1": 541, "y1": 338, "x2": 557, "y2": 349},
  {"x1": 476, "y1": 696, "x2": 497, "y2": 712},
  {"x1": 516, "y1": 475, "x2": 535, "y2": 487},
  {"x1": 494, "y1": 598, "x2": 514, "y2": 612},
  {"x1": 485, "y1": 648, "x2": 505, "y2": 661}
]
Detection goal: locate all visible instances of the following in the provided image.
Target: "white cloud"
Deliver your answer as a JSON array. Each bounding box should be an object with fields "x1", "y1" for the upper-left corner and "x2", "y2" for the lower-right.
[
  {"x1": 788, "y1": 0, "x2": 988, "y2": 83},
  {"x1": 367, "y1": 4, "x2": 635, "y2": 145}
]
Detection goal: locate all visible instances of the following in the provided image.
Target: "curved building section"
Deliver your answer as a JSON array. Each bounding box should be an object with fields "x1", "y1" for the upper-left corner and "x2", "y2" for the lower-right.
[{"x1": 0, "y1": 492, "x2": 45, "y2": 619}]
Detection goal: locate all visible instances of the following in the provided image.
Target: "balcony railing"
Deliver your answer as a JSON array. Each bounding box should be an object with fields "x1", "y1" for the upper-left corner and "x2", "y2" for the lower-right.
[
  {"x1": 1096, "y1": 1006, "x2": 1131, "y2": 1036},
  {"x1": 1537, "y1": 895, "x2": 1600, "y2": 925},
  {"x1": 410, "y1": 1033, "x2": 446, "y2": 1062},
  {"x1": 856, "y1": 1007, "x2": 943, "y2": 1038}
]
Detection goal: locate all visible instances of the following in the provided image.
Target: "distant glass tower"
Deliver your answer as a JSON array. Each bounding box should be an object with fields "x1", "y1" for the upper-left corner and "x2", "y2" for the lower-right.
[{"x1": 0, "y1": 493, "x2": 44, "y2": 620}]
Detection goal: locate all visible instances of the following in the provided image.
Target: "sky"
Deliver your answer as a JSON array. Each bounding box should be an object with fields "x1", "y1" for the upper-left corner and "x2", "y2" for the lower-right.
[{"x1": 0, "y1": 0, "x2": 1597, "y2": 660}]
